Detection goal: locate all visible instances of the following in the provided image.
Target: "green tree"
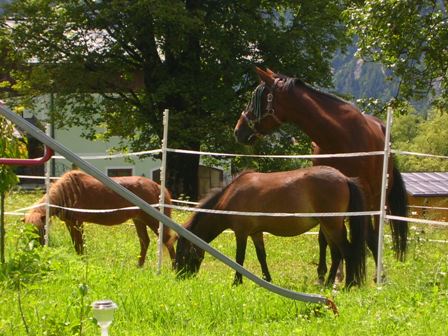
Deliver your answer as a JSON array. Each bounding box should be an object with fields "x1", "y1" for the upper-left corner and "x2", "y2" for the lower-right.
[
  {"x1": 392, "y1": 108, "x2": 448, "y2": 171},
  {"x1": 2, "y1": 0, "x2": 349, "y2": 199},
  {"x1": 0, "y1": 115, "x2": 28, "y2": 264},
  {"x1": 1, "y1": 19, "x2": 28, "y2": 264},
  {"x1": 346, "y1": 0, "x2": 448, "y2": 107}
]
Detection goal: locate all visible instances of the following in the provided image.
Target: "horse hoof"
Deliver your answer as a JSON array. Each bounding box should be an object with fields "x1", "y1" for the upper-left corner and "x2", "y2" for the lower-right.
[
  {"x1": 232, "y1": 279, "x2": 243, "y2": 286},
  {"x1": 374, "y1": 274, "x2": 387, "y2": 284}
]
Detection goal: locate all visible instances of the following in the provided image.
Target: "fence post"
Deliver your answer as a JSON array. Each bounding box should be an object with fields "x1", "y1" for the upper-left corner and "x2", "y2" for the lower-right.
[
  {"x1": 376, "y1": 107, "x2": 393, "y2": 285},
  {"x1": 44, "y1": 123, "x2": 52, "y2": 246},
  {"x1": 157, "y1": 109, "x2": 169, "y2": 274}
]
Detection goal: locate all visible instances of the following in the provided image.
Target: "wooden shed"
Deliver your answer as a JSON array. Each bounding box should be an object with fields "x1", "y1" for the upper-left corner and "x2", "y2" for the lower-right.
[{"x1": 401, "y1": 172, "x2": 448, "y2": 221}]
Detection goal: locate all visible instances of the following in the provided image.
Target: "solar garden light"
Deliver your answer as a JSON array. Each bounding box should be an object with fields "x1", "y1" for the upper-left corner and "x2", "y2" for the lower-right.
[{"x1": 92, "y1": 300, "x2": 118, "y2": 336}]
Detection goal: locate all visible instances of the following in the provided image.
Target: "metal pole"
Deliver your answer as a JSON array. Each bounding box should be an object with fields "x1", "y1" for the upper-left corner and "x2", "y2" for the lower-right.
[
  {"x1": 376, "y1": 107, "x2": 393, "y2": 285},
  {"x1": 44, "y1": 123, "x2": 51, "y2": 246},
  {"x1": 0, "y1": 103, "x2": 337, "y2": 312},
  {"x1": 157, "y1": 109, "x2": 169, "y2": 274}
]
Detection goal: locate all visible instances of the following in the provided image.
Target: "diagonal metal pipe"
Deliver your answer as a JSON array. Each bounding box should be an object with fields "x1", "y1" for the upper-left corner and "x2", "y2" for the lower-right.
[{"x1": 0, "y1": 103, "x2": 337, "y2": 313}]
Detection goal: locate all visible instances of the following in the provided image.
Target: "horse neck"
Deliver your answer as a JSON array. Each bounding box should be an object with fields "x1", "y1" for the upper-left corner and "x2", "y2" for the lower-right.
[
  {"x1": 34, "y1": 198, "x2": 49, "y2": 216},
  {"x1": 38, "y1": 193, "x2": 59, "y2": 218},
  {"x1": 188, "y1": 213, "x2": 227, "y2": 244},
  {"x1": 285, "y1": 85, "x2": 361, "y2": 151}
]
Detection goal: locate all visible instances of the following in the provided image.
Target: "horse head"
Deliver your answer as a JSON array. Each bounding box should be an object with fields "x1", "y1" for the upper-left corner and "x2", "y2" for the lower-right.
[
  {"x1": 234, "y1": 67, "x2": 289, "y2": 144},
  {"x1": 23, "y1": 210, "x2": 46, "y2": 245},
  {"x1": 174, "y1": 236, "x2": 205, "y2": 278}
]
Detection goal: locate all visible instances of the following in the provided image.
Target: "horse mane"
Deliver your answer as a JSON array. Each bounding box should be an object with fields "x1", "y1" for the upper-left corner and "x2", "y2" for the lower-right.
[
  {"x1": 187, "y1": 170, "x2": 254, "y2": 230},
  {"x1": 46, "y1": 170, "x2": 85, "y2": 217},
  {"x1": 280, "y1": 76, "x2": 354, "y2": 106}
]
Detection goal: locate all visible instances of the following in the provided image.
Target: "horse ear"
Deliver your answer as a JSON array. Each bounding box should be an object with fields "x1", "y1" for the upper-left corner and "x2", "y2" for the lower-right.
[
  {"x1": 255, "y1": 66, "x2": 275, "y2": 87},
  {"x1": 266, "y1": 68, "x2": 276, "y2": 76}
]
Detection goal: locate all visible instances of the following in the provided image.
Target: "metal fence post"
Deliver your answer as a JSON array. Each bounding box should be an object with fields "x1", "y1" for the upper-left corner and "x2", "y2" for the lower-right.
[
  {"x1": 157, "y1": 109, "x2": 169, "y2": 274},
  {"x1": 376, "y1": 107, "x2": 393, "y2": 285},
  {"x1": 44, "y1": 123, "x2": 52, "y2": 246}
]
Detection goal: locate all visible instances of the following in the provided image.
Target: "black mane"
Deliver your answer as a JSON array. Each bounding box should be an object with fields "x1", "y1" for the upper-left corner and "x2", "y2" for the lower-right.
[
  {"x1": 187, "y1": 170, "x2": 254, "y2": 230},
  {"x1": 282, "y1": 76, "x2": 352, "y2": 105}
]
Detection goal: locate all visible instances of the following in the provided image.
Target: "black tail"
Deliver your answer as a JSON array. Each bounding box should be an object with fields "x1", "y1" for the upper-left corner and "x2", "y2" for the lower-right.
[
  {"x1": 388, "y1": 164, "x2": 408, "y2": 261},
  {"x1": 346, "y1": 179, "x2": 368, "y2": 287}
]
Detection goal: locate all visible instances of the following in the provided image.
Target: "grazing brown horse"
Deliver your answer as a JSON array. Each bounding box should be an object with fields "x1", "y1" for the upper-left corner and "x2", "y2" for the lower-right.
[
  {"x1": 24, "y1": 170, "x2": 177, "y2": 266},
  {"x1": 175, "y1": 166, "x2": 369, "y2": 288},
  {"x1": 233, "y1": 67, "x2": 408, "y2": 282}
]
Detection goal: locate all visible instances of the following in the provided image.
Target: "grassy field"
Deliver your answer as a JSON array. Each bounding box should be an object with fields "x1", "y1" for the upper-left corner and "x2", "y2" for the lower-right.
[{"x1": 1, "y1": 190, "x2": 448, "y2": 335}]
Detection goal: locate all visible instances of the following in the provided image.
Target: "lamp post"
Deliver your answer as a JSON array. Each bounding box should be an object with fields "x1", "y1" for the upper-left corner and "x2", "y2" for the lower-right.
[{"x1": 91, "y1": 300, "x2": 118, "y2": 336}]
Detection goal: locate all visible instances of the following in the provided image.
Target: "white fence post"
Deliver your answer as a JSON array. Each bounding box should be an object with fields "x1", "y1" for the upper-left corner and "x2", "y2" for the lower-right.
[
  {"x1": 157, "y1": 109, "x2": 169, "y2": 274},
  {"x1": 44, "y1": 123, "x2": 52, "y2": 246},
  {"x1": 376, "y1": 107, "x2": 393, "y2": 285}
]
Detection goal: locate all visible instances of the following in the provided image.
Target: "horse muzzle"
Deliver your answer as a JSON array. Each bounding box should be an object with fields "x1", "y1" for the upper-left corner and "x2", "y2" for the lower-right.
[{"x1": 234, "y1": 126, "x2": 259, "y2": 145}]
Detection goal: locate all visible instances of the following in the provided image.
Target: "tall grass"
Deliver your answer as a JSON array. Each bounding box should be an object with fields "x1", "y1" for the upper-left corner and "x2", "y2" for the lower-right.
[{"x1": 1, "y1": 190, "x2": 447, "y2": 335}]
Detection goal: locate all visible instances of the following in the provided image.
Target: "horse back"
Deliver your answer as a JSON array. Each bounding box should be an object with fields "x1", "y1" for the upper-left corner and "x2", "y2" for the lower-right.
[
  {"x1": 54, "y1": 171, "x2": 171, "y2": 222},
  {"x1": 221, "y1": 166, "x2": 350, "y2": 214}
]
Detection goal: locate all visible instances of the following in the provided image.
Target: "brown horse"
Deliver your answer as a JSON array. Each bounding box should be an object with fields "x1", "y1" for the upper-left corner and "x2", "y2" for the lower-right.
[
  {"x1": 233, "y1": 67, "x2": 408, "y2": 282},
  {"x1": 175, "y1": 166, "x2": 369, "y2": 288},
  {"x1": 24, "y1": 170, "x2": 177, "y2": 266}
]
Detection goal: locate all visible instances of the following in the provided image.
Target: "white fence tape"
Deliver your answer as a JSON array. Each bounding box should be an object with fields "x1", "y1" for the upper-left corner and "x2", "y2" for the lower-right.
[
  {"x1": 18, "y1": 175, "x2": 59, "y2": 180},
  {"x1": 8, "y1": 133, "x2": 448, "y2": 232},
  {"x1": 7, "y1": 203, "x2": 156, "y2": 216},
  {"x1": 392, "y1": 149, "x2": 448, "y2": 160},
  {"x1": 386, "y1": 215, "x2": 448, "y2": 228},
  {"x1": 163, "y1": 203, "x2": 380, "y2": 217},
  {"x1": 52, "y1": 149, "x2": 162, "y2": 160},
  {"x1": 167, "y1": 147, "x2": 385, "y2": 159},
  {"x1": 409, "y1": 205, "x2": 448, "y2": 211},
  {"x1": 9, "y1": 201, "x2": 378, "y2": 218}
]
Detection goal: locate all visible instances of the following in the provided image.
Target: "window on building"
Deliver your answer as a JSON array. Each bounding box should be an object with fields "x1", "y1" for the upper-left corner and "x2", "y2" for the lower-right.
[{"x1": 107, "y1": 168, "x2": 133, "y2": 177}]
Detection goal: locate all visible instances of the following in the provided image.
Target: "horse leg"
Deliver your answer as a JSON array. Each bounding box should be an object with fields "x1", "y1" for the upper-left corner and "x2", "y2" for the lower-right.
[
  {"x1": 160, "y1": 226, "x2": 177, "y2": 269},
  {"x1": 141, "y1": 215, "x2": 176, "y2": 268},
  {"x1": 65, "y1": 220, "x2": 84, "y2": 254},
  {"x1": 250, "y1": 232, "x2": 272, "y2": 282},
  {"x1": 320, "y1": 219, "x2": 352, "y2": 287},
  {"x1": 166, "y1": 241, "x2": 177, "y2": 269},
  {"x1": 367, "y1": 215, "x2": 379, "y2": 262},
  {"x1": 133, "y1": 219, "x2": 150, "y2": 267},
  {"x1": 233, "y1": 234, "x2": 248, "y2": 286},
  {"x1": 317, "y1": 229, "x2": 328, "y2": 285},
  {"x1": 326, "y1": 245, "x2": 343, "y2": 287},
  {"x1": 318, "y1": 228, "x2": 344, "y2": 285}
]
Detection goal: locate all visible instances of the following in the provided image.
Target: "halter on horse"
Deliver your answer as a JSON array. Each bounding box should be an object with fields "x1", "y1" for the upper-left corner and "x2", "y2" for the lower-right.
[{"x1": 239, "y1": 78, "x2": 283, "y2": 142}]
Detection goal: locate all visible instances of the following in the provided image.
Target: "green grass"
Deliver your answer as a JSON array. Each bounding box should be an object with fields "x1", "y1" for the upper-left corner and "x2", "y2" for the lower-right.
[{"x1": 1, "y1": 190, "x2": 448, "y2": 335}]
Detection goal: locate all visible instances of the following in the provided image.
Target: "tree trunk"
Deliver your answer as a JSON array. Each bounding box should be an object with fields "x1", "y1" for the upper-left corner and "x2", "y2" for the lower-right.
[{"x1": 166, "y1": 150, "x2": 200, "y2": 201}]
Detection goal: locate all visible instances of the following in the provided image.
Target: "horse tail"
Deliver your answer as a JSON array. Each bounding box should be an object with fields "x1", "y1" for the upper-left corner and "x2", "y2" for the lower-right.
[
  {"x1": 346, "y1": 178, "x2": 368, "y2": 286},
  {"x1": 388, "y1": 164, "x2": 408, "y2": 261}
]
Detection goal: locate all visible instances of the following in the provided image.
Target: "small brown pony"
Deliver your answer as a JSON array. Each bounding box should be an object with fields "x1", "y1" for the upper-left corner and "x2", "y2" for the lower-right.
[
  {"x1": 24, "y1": 170, "x2": 177, "y2": 266},
  {"x1": 175, "y1": 166, "x2": 369, "y2": 288},
  {"x1": 234, "y1": 67, "x2": 408, "y2": 282}
]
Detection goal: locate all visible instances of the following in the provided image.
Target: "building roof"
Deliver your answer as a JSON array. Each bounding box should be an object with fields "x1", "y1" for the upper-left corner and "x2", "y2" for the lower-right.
[{"x1": 402, "y1": 172, "x2": 448, "y2": 197}]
